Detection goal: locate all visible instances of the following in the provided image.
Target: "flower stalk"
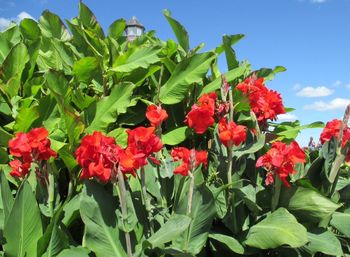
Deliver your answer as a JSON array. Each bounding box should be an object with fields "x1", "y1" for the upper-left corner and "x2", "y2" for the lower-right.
[
  {"x1": 117, "y1": 166, "x2": 133, "y2": 257},
  {"x1": 140, "y1": 167, "x2": 154, "y2": 235}
]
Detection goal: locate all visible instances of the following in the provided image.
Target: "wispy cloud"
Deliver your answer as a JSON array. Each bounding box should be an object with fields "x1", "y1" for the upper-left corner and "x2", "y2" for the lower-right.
[
  {"x1": 0, "y1": 11, "x2": 34, "y2": 31},
  {"x1": 304, "y1": 98, "x2": 350, "y2": 111},
  {"x1": 332, "y1": 80, "x2": 342, "y2": 87},
  {"x1": 292, "y1": 83, "x2": 302, "y2": 91},
  {"x1": 277, "y1": 113, "x2": 298, "y2": 122},
  {"x1": 310, "y1": 0, "x2": 327, "y2": 3},
  {"x1": 346, "y1": 83, "x2": 350, "y2": 90},
  {"x1": 296, "y1": 86, "x2": 333, "y2": 97}
]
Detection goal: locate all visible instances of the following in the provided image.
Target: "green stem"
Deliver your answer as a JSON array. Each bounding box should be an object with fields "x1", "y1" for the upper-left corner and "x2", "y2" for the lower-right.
[
  {"x1": 227, "y1": 146, "x2": 233, "y2": 186},
  {"x1": 271, "y1": 176, "x2": 282, "y2": 212},
  {"x1": 156, "y1": 65, "x2": 164, "y2": 104},
  {"x1": 141, "y1": 167, "x2": 154, "y2": 235},
  {"x1": 187, "y1": 172, "x2": 195, "y2": 216},
  {"x1": 117, "y1": 168, "x2": 133, "y2": 257},
  {"x1": 48, "y1": 169, "x2": 55, "y2": 218}
]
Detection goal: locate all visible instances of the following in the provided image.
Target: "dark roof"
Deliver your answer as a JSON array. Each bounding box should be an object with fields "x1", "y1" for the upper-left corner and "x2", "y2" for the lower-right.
[{"x1": 126, "y1": 16, "x2": 144, "y2": 28}]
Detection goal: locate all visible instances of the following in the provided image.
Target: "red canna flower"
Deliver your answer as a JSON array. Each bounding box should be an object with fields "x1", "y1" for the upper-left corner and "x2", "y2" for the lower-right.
[
  {"x1": 126, "y1": 126, "x2": 163, "y2": 168},
  {"x1": 256, "y1": 141, "x2": 306, "y2": 187},
  {"x1": 218, "y1": 118, "x2": 247, "y2": 147},
  {"x1": 75, "y1": 131, "x2": 120, "y2": 183},
  {"x1": 236, "y1": 76, "x2": 285, "y2": 124},
  {"x1": 171, "y1": 147, "x2": 207, "y2": 176},
  {"x1": 146, "y1": 105, "x2": 168, "y2": 127},
  {"x1": 8, "y1": 127, "x2": 56, "y2": 178},
  {"x1": 185, "y1": 93, "x2": 217, "y2": 134}
]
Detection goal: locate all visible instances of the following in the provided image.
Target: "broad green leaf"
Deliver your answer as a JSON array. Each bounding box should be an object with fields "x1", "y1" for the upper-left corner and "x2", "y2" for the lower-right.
[
  {"x1": 3, "y1": 181, "x2": 43, "y2": 257},
  {"x1": 159, "y1": 52, "x2": 215, "y2": 104},
  {"x1": 281, "y1": 187, "x2": 340, "y2": 222},
  {"x1": 108, "y1": 128, "x2": 128, "y2": 148},
  {"x1": 111, "y1": 46, "x2": 161, "y2": 73},
  {"x1": 144, "y1": 214, "x2": 191, "y2": 249},
  {"x1": 62, "y1": 194, "x2": 80, "y2": 227},
  {"x1": 85, "y1": 82, "x2": 134, "y2": 133},
  {"x1": 0, "y1": 37, "x2": 11, "y2": 65},
  {"x1": 0, "y1": 148, "x2": 8, "y2": 164},
  {"x1": 80, "y1": 181, "x2": 126, "y2": 257},
  {"x1": 254, "y1": 66, "x2": 286, "y2": 81},
  {"x1": 19, "y1": 18, "x2": 41, "y2": 41},
  {"x1": 0, "y1": 171, "x2": 14, "y2": 231},
  {"x1": 330, "y1": 212, "x2": 350, "y2": 238},
  {"x1": 303, "y1": 228, "x2": 343, "y2": 256},
  {"x1": 223, "y1": 35, "x2": 239, "y2": 70},
  {"x1": 245, "y1": 208, "x2": 308, "y2": 249},
  {"x1": 163, "y1": 10, "x2": 189, "y2": 52},
  {"x1": 108, "y1": 19, "x2": 126, "y2": 39},
  {"x1": 209, "y1": 233, "x2": 244, "y2": 254},
  {"x1": 162, "y1": 126, "x2": 190, "y2": 145},
  {"x1": 79, "y1": 2, "x2": 104, "y2": 38},
  {"x1": 73, "y1": 57, "x2": 100, "y2": 83},
  {"x1": 174, "y1": 184, "x2": 216, "y2": 255},
  {"x1": 56, "y1": 247, "x2": 91, "y2": 257},
  {"x1": 14, "y1": 105, "x2": 40, "y2": 132},
  {"x1": 200, "y1": 63, "x2": 249, "y2": 96},
  {"x1": 233, "y1": 134, "x2": 265, "y2": 159},
  {"x1": 39, "y1": 10, "x2": 71, "y2": 41},
  {"x1": 214, "y1": 34, "x2": 245, "y2": 55}
]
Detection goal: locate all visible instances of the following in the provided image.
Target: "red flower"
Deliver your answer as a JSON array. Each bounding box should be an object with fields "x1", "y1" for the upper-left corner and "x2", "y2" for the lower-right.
[
  {"x1": 8, "y1": 127, "x2": 56, "y2": 178},
  {"x1": 126, "y1": 126, "x2": 163, "y2": 168},
  {"x1": 75, "y1": 131, "x2": 120, "y2": 183},
  {"x1": 256, "y1": 141, "x2": 306, "y2": 187},
  {"x1": 146, "y1": 105, "x2": 168, "y2": 127},
  {"x1": 9, "y1": 160, "x2": 31, "y2": 178},
  {"x1": 185, "y1": 92, "x2": 217, "y2": 134},
  {"x1": 218, "y1": 118, "x2": 247, "y2": 147},
  {"x1": 236, "y1": 76, "x2": 285, "y2": 124},
  {"x1": 171, "y1": 147, "x2": 207, "y2": 176}
]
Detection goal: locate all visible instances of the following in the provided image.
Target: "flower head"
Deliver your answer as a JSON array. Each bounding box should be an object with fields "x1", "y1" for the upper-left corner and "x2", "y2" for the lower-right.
[
  {"x1": 146, "y1": 105, "x2": 168, "y2": 127},
  {"x1": 218, "y1": 118, "x2": 247, "y2": 147},
  {"x1": 171, "y1": 147, "x2": 207, "y2": 176},
  {"x1": 256, "y1": 141, "x2": 306, "y2": 187}
]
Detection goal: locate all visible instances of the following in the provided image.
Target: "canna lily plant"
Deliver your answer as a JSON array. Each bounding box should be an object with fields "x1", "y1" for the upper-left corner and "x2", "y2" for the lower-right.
[{"x1": 0, "y1": 2, "x2": 349, "y2": 257}]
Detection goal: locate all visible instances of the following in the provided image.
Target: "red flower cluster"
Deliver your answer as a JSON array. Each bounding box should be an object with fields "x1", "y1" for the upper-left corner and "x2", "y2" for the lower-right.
[
  {"x1": 75, "y1": 131, "x2": 121, "y2": 183},
  {"x1": 320, "y1": 119, "x2": 350, "y2": 161},
  {"x1": 256, "y1": 141, "x2": 306, "y2": 187},
  {"x1": 218, "y1": 118, "x2": 247, "y2": 147},
  {"x1": 8, "y1": 127, "x2": 57, "y2": 177},
  {"x1": 146, "y1": 105, "x2": 168, "y2": 127},
  {"x1": 236, "y1": 76, "x2": 285, "y2": 124},
  {"x1": 126, "y1": 126, "x2": 163, "y2": 168},
  {"x1": 185, "y1": 92, "x2": 217, "y2": 134},
  {"x1": 171, "y1": 147, "x2": 207, "y2": 176}
]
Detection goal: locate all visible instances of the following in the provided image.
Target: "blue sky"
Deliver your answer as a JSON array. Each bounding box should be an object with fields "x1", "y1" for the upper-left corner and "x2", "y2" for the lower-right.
[{"x1": 1, "y1": 0, "x2": 350, "y2": 146}]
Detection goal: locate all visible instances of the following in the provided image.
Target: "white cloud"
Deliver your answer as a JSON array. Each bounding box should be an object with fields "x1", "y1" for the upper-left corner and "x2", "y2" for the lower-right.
[
  {"x1": 296, "y1": 86, "x2": 333, "y2": 97},
  {"x1": 346, "y1": 83, "x2": 350, "y2": 90},
  {"x1": 277, "y1": 113, "x2": 298, "y2": 122},
  {"x1": 311, "y1": 0, "x2": 327, "y2": 3},
  {"x1": 332, "y1": 80, "x2": 342, "y2": 87},
  {"x1": 304, "y1": 98, "x2": 350, "y2": 111},
  {"x1": 0, "y1": 12, "x2": 34, "y2": 31}
]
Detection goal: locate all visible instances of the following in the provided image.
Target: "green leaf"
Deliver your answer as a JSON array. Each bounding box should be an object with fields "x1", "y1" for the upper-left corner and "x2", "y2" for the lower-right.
[
  {"x1": 162, "y1": 127, "x2": 190, "y2": 145},
  {"x1": 73, "y1": 57, "x2": 100, "y2": 83},
  {"x1": 0, "y1": 171, "x2": 14, "y2": 232},
  {"x1": 174, "y1": 184, "x2": 216, "y2": 255},
  {"x1": 0, "y1": 37, "x2": 11, "y2": 65},
  {"x1": 163, "y1": 10, "x2": 189, "y2": 52},
  {"x1": 214, "y1": 34, "x2": 245, "y2": 55},
  {"x1": 108, "y1": 19, "x2": 126, "y2": 39},
  {"x1": 79, "y1": 2, "x2": 104, "y2": 38},
  {"x1": 56, "y1": 247, "x2": 91, "y2": 257},
  {"x1": 245, "y1": 208, "x2": 308, "y2": 249},
  {"x1": 200, "y1": 63, "x2": 249, "y2": 96},
  {"x1": 14, "y1": 105, "x2": 40, "y2": 132},
  {"x1": 19, "y1": 18, "x2": 41, "y2": 41},
  {"x1": 254, "y1": 65, "x2": 286, "y2": 81},
  {"x1": 85, "y1": 82, "x2": 134, "y2": 133},
  {"x1": 108, "y1": 128, "x2": 128, "y2": 148},
  {"x1": 3, "y1": 181, "x2": 43, "y2": 257},
  {"x1": 144, "y1": 214, "x2": 191, "y2": 249},
  {"x1": 233, "y1": 134, "x2": 265, "y2": 159},
  {"x1": 223, "y1": 35, "x2": 239, "y2": 70},
  {"x1": 303, "y1": 228, "x2": 343, "y2": 256},
  {"x1": 330, "y1": 212, "x2": 350, "y2": 238},
  {"x1": 281, "y1": 187, "x2": 340, "y2": 223},
  {"x1": 111, "y1": 46, "x2": 161, "y2": 73},
  {"x1": 80, "y1": 181, "x2": 126, "y2": 257},
  {"x1": 209, "y1": 233, "x2": 244, "y2": 254},
  {"x1": 39, "y1": 10, "x2": 71, "y2": 41},
  {"x1": 159, "y1": 52, "x2": 215, "y2": 104}
]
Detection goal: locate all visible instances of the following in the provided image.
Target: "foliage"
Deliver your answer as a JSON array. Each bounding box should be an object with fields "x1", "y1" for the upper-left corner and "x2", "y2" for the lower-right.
[{"x1": 0, "y1": 3, "x2": 349, "y2": 257}]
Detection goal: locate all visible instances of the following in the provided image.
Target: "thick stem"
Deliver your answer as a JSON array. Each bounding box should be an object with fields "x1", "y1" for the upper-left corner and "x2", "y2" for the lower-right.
[
  {"x1": 48, "y1": 169, "x2": 55, "y2": 218},
  {"x1": 271, "y1": 176, "x2": 282, "y2": 212},
  {"x1": 156, "y1": 65, "x2": 164, "y2": 104},
  {"x1": 227, "y1": 146, "x2": 233, "y2": 186},
  {"x1": 140, "y1": 167, "x2": 154, "y2": 235},
  {"x1": 117, "y1": 168, "x2": 133, "y2": 257},
  {"x1": 187, "y1": 172, "x2": 195, "y2": 216}
]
